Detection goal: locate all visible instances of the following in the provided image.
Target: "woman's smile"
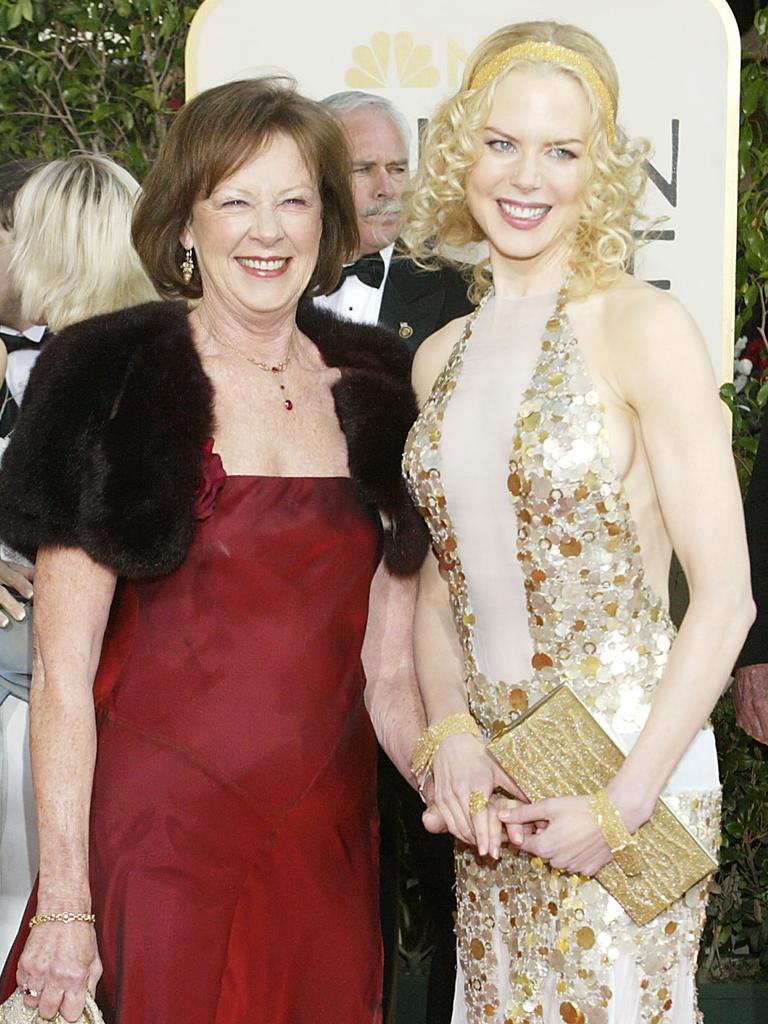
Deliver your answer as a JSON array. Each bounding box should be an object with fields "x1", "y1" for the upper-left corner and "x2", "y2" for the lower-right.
[
  {"x1": 496, "y1": 199, "x2": 552, "y2": 229},
  {"x1": 235, "y1": 255, "x2": 291, "y2": 276}
]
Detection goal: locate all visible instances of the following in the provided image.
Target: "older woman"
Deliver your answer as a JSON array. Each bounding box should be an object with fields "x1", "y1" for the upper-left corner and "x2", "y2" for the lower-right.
[
  {"x1": 0, "y1": 79, "x2": 427, "y2": 1023},
  {"x1": 401, "y1": 20, "x2": 752, "y2": 1024},
  {"x1": 0, "y1": 154, "x2": 157, "y2": 964}
]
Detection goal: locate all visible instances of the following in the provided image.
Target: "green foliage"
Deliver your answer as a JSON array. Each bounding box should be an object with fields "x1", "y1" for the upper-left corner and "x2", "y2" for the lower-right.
[
  {"x1": 724, "y1": 7, "x2": 768, "y2": 489},
  {"x1": 721, "y1": 376, "x2": 766, "y2": 492},
  {"x1": 701, "y1": 699, "x2": 768, "y2": 979},
  {"x1": 704, "y1": 5, "x2": 768, "y2": 981},
  {"x1": 735, "y1": 11, "x2": 768, "y2": 341},
  {"x1": 0, "y1": 0, "x2": 198, "y2": 180}
]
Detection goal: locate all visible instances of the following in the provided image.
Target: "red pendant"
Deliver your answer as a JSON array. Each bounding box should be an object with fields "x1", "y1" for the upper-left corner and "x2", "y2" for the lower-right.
[{"x1": 284, "y1": 399, "x2": 293, "y2": 411}]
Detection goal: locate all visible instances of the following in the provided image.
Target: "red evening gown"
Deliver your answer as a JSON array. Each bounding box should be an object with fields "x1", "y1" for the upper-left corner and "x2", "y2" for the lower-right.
[{"x1": 1, "y1": 474, "x2": 383, "y2": 1023}]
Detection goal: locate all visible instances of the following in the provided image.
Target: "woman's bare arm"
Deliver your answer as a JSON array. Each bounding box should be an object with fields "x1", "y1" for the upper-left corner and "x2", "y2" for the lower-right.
[
  {"x1": 504, "y1": 290, "x2": 754, "y2": 874},
  {"x1": 362, "y1": 559, "x2": 424, "y2": 782},
  {"x1": 606, "y1": 291, "x2": 754, "y2": 826},
  {"x1": 18, "y1": 546, "x2": 116, "y2": 1021},
  {"x1": 363, "y1": 319, "x2": 467, "y2": 783}
]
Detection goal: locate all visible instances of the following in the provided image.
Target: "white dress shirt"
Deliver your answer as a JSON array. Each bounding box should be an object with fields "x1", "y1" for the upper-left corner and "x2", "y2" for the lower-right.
[{"x1": 313, "y1": 244, "x2": 394, "y2": 325}]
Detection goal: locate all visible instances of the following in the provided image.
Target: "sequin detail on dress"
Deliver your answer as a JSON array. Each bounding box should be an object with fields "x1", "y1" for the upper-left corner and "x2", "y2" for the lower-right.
[
  {"x1": 403, "y1": 287, "x2": 720, "y2": 1024},
  {"x1": 402, "y1": 291, "x2": 488, "y2": 718}
]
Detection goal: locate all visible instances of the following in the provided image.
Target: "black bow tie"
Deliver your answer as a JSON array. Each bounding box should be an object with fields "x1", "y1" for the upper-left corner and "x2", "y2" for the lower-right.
[
  {"x1": 330, "y1": 251, "x2": 385, "y2": 292},
  {"x1": 0, "y1": 329, "x2": 47, "y2": 354}
]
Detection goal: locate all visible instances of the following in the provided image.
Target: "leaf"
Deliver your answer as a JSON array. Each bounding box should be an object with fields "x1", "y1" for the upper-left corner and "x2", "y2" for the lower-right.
[
  {"x1": 744, "y1": 77, "x2": 762, "y2": 117},
  {"x1": 7, "y1": 3, "x2": 23, "y2": 29},
  {"x1": 737, "y1": 434, "x2": 759, "y2": 454},
  {"x1": 92, "y1": 102, "x2": 118, "y2": 124}
]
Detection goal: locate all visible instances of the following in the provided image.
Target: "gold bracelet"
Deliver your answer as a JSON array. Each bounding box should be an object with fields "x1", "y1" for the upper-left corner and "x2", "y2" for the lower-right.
[
  {"x1": 410, "y1": 713, "x2": 480, "y2": 776},
  {"x1": 29, "y1": 912, "x2": 96, "y2": 928},
  {"x1": 587, "y1": 789, "x2": 644, "y2": 876}
]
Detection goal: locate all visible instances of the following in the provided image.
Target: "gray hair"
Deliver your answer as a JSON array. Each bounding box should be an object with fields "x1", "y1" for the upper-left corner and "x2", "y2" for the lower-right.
[{"x1": 321, "y1": 91, "x2": 412, "y2": 152}]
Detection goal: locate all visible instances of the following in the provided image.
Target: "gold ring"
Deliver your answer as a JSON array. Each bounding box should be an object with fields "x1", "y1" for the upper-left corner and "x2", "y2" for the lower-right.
[{"x1": 468, "y1": 790, "x2": 488, "y2": 815}]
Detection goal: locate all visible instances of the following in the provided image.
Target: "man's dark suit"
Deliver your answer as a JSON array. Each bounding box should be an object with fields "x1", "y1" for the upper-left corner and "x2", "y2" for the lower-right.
[
  {"x1": 378, "y1": 256, "x2": 474, "y2": 353},
  {"x1": 737, "y1": 408, "x2": 768, "y2": 669},
  {"x1": 376, "y1": 254, "x2": 474, "y2": 1024}
]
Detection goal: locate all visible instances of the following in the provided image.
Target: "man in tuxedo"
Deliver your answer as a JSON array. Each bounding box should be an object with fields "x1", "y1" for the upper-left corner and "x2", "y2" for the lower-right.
[
  {"x1": 317, "y1": 93, "x2": 468, "y2": 1024},
  {"x1": 315, "y1": 91, "x2": 473, "y2": 352}
]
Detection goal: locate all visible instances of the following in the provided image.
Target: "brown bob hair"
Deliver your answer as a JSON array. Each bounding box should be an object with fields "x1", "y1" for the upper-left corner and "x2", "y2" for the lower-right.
[{"x1": 133, "y1": 77, "x2": 359, "y2": 299}]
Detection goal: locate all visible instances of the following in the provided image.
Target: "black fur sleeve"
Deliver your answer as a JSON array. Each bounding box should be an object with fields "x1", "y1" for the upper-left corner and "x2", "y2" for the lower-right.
[
  {"x1": 297, "y1": 302, "x2": 429, "y2": 576},
  {"x1": 0, "y1": 300, "x2": 427, "y2": 580},
  {"x1": 0, "y1": 301, "x2": 213, "y2": 578}
]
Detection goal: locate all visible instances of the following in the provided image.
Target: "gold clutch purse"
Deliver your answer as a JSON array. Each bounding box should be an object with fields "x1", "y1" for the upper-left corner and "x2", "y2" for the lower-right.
[
  {"x1": 487, "y1": 684, "x2": 718, "y2": 926},
  {"x1": 0, "y1": 989, "x2": 103, "y2": 1024}
]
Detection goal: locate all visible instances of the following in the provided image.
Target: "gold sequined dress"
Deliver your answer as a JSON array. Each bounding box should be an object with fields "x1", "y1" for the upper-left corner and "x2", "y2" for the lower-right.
[{"x1": 403, "y1": 289, "x2": 720, "y2": 1024}]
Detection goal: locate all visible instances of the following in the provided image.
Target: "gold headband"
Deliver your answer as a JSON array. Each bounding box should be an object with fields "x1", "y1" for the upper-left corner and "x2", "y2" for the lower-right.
[{"x1": 469, "y1": 41, "x2": 616, "y2": 143}]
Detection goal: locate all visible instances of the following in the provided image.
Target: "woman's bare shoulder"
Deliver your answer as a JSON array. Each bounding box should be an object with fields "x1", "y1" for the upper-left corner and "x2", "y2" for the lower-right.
[
  {"x1": 596, "y1": 274, "x2": 696, "y2": 343},
  {"x1": 584, "y1": 275, "x2": 713, "y2": 407},
  {"x1": 411, "y1": 314, "x2": 470, "y2": 406}
]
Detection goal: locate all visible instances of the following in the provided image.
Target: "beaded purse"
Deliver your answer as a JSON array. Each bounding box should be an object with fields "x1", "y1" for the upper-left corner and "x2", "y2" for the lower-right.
[
  {"x1": 487, "y1": 683, "x2": 718, "y2": 925},
  {"x1": 0, "y1": 989, "x2": 103, "y2": 1024}
]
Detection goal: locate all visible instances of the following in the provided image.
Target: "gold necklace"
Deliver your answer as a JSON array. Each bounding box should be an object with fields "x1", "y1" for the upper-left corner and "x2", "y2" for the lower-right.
[{"x1": 215, "y1": 331, "x2": 296, "y2": 411}]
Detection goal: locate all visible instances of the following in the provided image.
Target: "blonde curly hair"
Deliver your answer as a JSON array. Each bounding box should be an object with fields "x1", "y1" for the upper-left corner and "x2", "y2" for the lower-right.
[{"x1": 401, "y1": 21, "x2": 651, "y2": 301}]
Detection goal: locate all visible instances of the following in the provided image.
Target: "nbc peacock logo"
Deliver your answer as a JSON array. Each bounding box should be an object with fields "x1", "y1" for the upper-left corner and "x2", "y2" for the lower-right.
[{"x1": 345, "y1": 32, "x2": 440, "y2": 88}]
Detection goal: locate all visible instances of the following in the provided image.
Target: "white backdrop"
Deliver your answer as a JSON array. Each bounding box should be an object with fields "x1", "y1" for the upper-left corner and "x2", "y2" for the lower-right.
[{"x1": 185, "y1": 0, "x2": 740, "y2": 380}]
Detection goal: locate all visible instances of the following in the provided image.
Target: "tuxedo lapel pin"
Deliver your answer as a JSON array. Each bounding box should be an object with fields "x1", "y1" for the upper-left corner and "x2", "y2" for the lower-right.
[{"x1": 398, "y1": 322, "x2": 413, "y2": 339}]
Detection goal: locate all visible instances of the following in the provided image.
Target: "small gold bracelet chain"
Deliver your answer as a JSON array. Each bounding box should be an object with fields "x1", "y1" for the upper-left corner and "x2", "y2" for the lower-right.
[{"x1": 29, "y1": 912, "x2": 96, "y2": 928}]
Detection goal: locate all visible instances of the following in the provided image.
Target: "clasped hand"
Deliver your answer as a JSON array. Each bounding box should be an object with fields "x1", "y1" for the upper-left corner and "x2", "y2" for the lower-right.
[
  {"x1": 498, "y1": 795, "x2": 614, "y2": 876},
  {"x1": 422, "y1": 733, "x2": 614, "y2": 875},
  {"x1": 421, "y1": 732, "x2": 532, "y2": 858}
]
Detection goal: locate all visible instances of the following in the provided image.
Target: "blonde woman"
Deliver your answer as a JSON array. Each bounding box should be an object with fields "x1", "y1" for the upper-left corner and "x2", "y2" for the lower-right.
[
  {"x1": 10, "y1": 154, "x2": 157, "y2": 332},
  {"x1": 401, "y1": 20, "x2": 752, "y2": 1024}
]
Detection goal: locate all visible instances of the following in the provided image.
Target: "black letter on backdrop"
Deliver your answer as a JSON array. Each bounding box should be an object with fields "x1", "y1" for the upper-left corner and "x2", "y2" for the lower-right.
[{"x1": 644, "y1": 120, "x2": 679, "y2": 208}]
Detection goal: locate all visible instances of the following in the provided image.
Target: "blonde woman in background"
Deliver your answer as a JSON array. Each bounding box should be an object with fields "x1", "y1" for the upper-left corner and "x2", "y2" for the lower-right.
[
  {"x1": 10, "y1": 154, "x2": 157, "y2": 332},
  {"x1": 401, "y1": 20, "x2": 752, "y2": 1024},
  {"x1": 0, "y1": 153, "x2": 156, "y2": 962}
]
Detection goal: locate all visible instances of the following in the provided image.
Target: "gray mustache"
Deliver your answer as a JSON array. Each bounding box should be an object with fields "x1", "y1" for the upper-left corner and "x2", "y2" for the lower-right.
[{"x1": 361, "y1": 201, "x2": 402, "y2": 218}]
